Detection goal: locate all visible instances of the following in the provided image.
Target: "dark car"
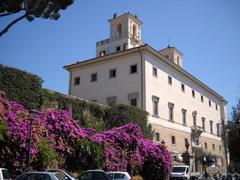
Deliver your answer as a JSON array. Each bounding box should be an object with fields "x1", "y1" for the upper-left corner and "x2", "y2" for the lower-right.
[{"x1": 79, "y1": 170, "x2": 110, "y2": 180}]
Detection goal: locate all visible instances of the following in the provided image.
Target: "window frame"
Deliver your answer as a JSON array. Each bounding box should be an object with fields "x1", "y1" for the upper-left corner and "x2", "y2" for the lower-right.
[
  {"x1": 91, "y1": 73, "x2": 98, "y2": 82},
  {"x1": 130, "y1": 64, "x2": 138, "y2": 74},
  {"x1": 168, "y1": 102, "x2": 174, "y2": 122},
  {"x1": 152, "y1": 95, "x2": 159, "y2": 117},
  {"x1": 181, "y1": 84, "x2": 185, "y2": 92},
  {"x1": 74, "y1": 76, "x2": 80, "y2": 86},
  {"x1": 168, "y1": 76, "x2": 172, "y2": 85},
  {"x1": 109, "y1": 69, "x2": 116, "y2": 79},
  {"x1": 171, "y1": 136, "x2": 176, "y2": 145},
  {"x1": 152, "y1": 66, "x2": 157, "y2": 77},
  {"x1": 182, "y1": 109, "x2": 187, "y2": 126},
  {"x1": 192, "y1": 90, "x2": 195, "y2": 98}
]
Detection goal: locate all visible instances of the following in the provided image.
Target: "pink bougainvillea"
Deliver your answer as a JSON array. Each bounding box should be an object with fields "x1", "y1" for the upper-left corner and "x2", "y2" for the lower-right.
[{"x1": 0, "y1": 91, "x2": 172, "y2": 178}]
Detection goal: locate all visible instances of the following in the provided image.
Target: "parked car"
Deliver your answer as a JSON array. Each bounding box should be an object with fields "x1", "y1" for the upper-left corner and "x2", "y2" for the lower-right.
[
  {"x1": 78, "y1": 170, "x2": 111, "y2": 180},
  {"x1": 15, "y1": 171, "x2": 66, "y2": 180},
  {"x1": 171, "y1": 165, "x2": 200, "y2": 180},
  {"x1": 45, "y1": 169, "x2": 76, "y2": 180},
  {"x1": 0, "y1": 168, "x2": 11, "y2": 180},
  {"x1": 107, "y1": 172, "x2": 131, "y2": 180}
]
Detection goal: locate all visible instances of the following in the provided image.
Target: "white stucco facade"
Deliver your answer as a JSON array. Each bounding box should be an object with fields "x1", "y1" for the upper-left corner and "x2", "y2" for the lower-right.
[{"x1": 64, "y1": 12, "x2": 228, "y2": 173}]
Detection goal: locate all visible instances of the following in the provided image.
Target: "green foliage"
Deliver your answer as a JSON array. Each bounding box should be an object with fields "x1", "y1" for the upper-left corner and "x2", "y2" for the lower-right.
[
  {"x1": 105, "y1": 104, "x2": 154, "y2": 139},
  {"x1": 0, "y1": 64, "x2": 42, "y2": 110},
  {"x1": 41, "y1": 89, "x2": 106, "y2": 131},
  {"x1": 0, "y1": 0, "x2": 74, "y2": 20},
  {"x1": 195, "y1": 148, "x2": 216, "y2": 167},
  {"x1": 37, "y1": 138, "x2": 59, "y2": 168},
  {"x1": 228, "y1": 99, "x2": 240, "y2": 163},
  {"x1": 0, "y1": 119, "x2": 8, "y2": 141},
  {"x1": 0, "y1": 0, "x2": 75, "y2": 37},
  {"x1": 65, "y1": 140, "x2": 103, "y2": 172}
]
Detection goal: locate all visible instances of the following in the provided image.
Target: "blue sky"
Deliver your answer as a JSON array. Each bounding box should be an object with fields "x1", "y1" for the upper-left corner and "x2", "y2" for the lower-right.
[{"x1": 0, "y1": 0, "x2": 239, "y2": 117}]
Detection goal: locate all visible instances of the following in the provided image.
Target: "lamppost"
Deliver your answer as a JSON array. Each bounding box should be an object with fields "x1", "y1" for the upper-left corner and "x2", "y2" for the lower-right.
[
  {"x1": 27, "y1": 109, "x2": 39, "y2": 171},
  {"x1": 161, "y1": 140, "x2": 166, "y2": 147}
]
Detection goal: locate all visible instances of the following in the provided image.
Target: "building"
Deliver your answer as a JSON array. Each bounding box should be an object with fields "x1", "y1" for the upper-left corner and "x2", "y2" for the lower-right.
[{"x1": 64, "y1": 12, "x2": 228, "y2": 174}]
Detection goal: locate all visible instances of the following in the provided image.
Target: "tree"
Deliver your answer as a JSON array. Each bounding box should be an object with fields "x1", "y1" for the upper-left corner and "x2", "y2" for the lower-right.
[
  {"x1": 0, "y1": 0, "x2": 74, "y2": 37},
  {"x1": 195, "y1": 148, "x2": 216, "y2": 178},
  {"x1": 228, "y1": 99, "x2": 240, "y2": 171}
]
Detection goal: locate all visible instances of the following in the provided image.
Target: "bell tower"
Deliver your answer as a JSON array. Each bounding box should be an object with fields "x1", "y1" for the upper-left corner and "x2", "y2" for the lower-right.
[{"x1": 96, "y1": 12, "x2": 143, "y2": 57}]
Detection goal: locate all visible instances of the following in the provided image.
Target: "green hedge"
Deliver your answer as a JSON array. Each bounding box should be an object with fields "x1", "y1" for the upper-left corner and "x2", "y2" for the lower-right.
[
  {"x1": 41, "y1": 89, "x2": 106, "y2": 131},
  {"x1": 41, "y1": 89, "x2": 154, "y2": 139},
  {"x1": 105, "y1": 104, "x2": 154, "y2": 139},
  {"x1": 0, "y1": 65, "x2": 154, "y2": 139},
  {"x1": 0, "y1": 64, "x2": 42, "y2": 110}
]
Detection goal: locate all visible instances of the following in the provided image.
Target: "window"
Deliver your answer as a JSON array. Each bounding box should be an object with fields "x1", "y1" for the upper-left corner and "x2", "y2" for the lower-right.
[
  {"x1": 99, "y1": 50, "x2": 106, "y2": 56},
  {"x1": 109, "y1": 69, "x2": 116, "y2": 78},
  {"x1": 182, "y1": 109, "x2": 187, "y2": 125},
  {"x1": 168, "y1": 103, "x2": 174, "y2": 121},
  {"x1": 130, "y1": 64, "x2": 137, "y2": 74},
  {"x1": 133, "y1": 24, "x2": 137, "y2": 36},
  {"x1": 123, "y1": 43, "x2": 127, "y2": 50},
  {"x1": 210, "y1": 120, "x2": 213, "y2": 134},
  {"x1": 219, "y1": 145, "x2": 222, "y2": 151},
  {"x1": 212, "y1": 144, "x2": 215, "y2": 151},
  {"x1": 217, "y1": 123, "x2": 220, "y2": 137},
  {"x1": 107, "y1": 96, "x2": 117, "y2": 106},
  {"x1": 117, "y1": 23, "x2": 122, "y2": 36},
  {"x1": 116, "y1": 46, "x2": 121, "y2": 52},
  {"x1": 91, "y1": 73, "x2": 97, "y2": 82},
  {"x1": 216, "y1": 104, "x2": 218, "y2": 110},
  {"x1": 74, "y1": 77, "x2": 80, "y2": 85},
  {"x1": 192, "y1": 90, "x2": 195, "y2": 98},
  {"x1": 204, "y1": 142, "x2": 208, "y2": 149},
  {"x1": 192, "y1": 111, "x2": 197, "y2": 127},
  {"x1": 201, "y1": 95, "x2": 204, "y2": 103},
  {"x1": 130, "y1": 99, "x2": 137, "y2": 106},
  {"x1": 152, "y1": 67, "x2": 157, "y2": 77},
  {"x1": 128, "y1": 92, "x2": 138, "y2": 107},
  {"x1": 168, "y1": 76, "x2": 172, "y2": 85},
  {"x1": 209, "y1": 100, "x2": 212, "y2": 107},
  {"x1": 195, "y1": 138, "x2": 199, "y2": 146},
  {"x1": 177, "y1": 56, "x2": 180, "y2": 65},
  {"x1": 155, "y1": 132, "x2": 160, "y2": 142},
  {"x1": 181, "y1": 84, "x2": 185, "y2": 92},
  {"x1": 202, "y1": 117, "x2": 206, "y2": 131},
  {"x1": 171, "y1": 136, "x2": 176, "y2": 145},
  {"x1": 184, "y1": 138, "x2": 189, "y2": 147},
  {"x1": 152, "y1": 95, "x2": 159, "y2": 116}
]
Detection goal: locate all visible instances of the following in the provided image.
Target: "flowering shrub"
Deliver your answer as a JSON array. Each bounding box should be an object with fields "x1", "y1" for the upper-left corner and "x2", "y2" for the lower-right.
[
  {"x1": 92, "y1": 124, "x2": 172, "y2": 178},
  {"x1": 0, "y1": 91, "x2": 93, "y2": 173},
  {"x1": 0, "y1": 91, "x2": 172, "y2": 178}
]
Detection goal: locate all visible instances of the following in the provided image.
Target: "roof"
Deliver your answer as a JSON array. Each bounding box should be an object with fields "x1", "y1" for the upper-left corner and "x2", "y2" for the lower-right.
[
  {"x1": 159, "y1": 45, "x2": 184, "y2": 55},
  {"x1": 64, "y1": 44, "x2": 226, "y2": 102},
  {"x1": 108, "y1": 12, "x2": 143, "y2": 25}
]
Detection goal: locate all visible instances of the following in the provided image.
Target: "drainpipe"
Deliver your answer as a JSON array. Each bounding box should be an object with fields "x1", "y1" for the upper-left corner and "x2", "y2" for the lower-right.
[{"x1": 69, "y1": 71, "x2": 72, "y2": 95}]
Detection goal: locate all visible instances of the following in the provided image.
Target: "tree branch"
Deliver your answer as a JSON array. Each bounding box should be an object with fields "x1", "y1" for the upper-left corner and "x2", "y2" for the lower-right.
[
  {"x1": 0, "y1": 13, "x2": 13, "y2": 17},
  {"x1": 0, "y1": 13, "x2": 27, "y2": 37}
]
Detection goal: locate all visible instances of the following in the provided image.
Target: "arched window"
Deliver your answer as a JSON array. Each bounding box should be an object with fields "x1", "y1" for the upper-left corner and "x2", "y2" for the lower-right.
[
  {"x1": 117, "y1": 24, "x2": 122, "y2": 36},
  {"x1": 133, "y1": 24, "x2": 137, "y2": 36}
]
